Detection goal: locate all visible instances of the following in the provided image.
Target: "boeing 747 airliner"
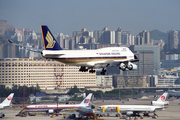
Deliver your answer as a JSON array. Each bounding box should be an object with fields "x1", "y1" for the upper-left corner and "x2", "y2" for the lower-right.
[{"x1": 8, "y1": 25, "x2": 139, "y2": 75}]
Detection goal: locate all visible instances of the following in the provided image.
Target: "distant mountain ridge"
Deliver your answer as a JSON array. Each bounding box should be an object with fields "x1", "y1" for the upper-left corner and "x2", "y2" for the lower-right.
[
  {"x1": 0, "y1": 19, "x2": 15, "y2": 36},
  {"x1": 149, "y1": 29, "x2": 168, "y2": 43}
]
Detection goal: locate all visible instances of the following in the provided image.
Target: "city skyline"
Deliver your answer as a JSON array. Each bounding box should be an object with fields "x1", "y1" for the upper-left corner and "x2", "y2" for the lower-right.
[{"x1": 0, "y1": 0, "x2": 180, "y2": 36}]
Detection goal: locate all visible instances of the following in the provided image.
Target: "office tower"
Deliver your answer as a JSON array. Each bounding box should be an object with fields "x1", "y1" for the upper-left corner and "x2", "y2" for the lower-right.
[
  {"x1": 121, "y1": 31, "x2": 131, "y2": 45},
  {"x1": 134, "y1": 45, "x2": 160, "y2": 70}
]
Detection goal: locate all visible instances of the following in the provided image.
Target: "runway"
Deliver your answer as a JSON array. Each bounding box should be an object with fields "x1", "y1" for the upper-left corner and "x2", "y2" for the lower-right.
[{"x1": 1, "y1": 98, "x2": 180, "y2": 120}]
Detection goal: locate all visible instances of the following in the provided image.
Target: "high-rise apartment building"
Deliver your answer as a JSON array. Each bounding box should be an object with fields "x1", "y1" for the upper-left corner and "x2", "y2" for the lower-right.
[
  {"x1": 167, "y1": 30, "x2": 179, "y2": 51},
  {"x1": 139, "y1": 30, "x2": 150, "y2": 45},
  {"x1": 94, "y1": 27, "x2": 115, "y2": 44},
  {"x1": 115, "y1": 28, "x2": 122, "y2": 44}
]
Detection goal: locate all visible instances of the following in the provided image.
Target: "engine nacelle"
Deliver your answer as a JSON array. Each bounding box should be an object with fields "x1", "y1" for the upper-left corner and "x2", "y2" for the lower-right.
[
  {"x1": 48, "y1": 109, "x2": 54, "y2": 114},
  {"x1": 127, "y1": 62, "x2": 137, "y2": 70},
  {"x1": 126, "y1": 111, "x2": 133, "y2": 116},
  {"x1": 119, "y1": 63, "x2": 126, "y2": 71},
  {"x1": 89, "y1": 103, "x2": 95, "y2": 109},
  {"x1": 151, "y1": 101, "x2": 165, "y2": 106},
  {"x1": 119, "y1": 62, "x2": 137, "y2": 71},
  {"x1": 0, "y1": 113, "x2": 5, "y2": 118}
]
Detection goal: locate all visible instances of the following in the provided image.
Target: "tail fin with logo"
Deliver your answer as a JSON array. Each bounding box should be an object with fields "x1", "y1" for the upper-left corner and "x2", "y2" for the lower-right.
[
  {"x1": 157, "y1": 92, "x2": 168, "y2": 102},
  {"x1": 0, "y1": 93, "x2": 14, "y2": 107},
  {"x1": 80, "y1": 93, "x2": 92, "y2": 105},
  {"x1": 40, "y1": 25, "x2": 63, "y2": 50}
]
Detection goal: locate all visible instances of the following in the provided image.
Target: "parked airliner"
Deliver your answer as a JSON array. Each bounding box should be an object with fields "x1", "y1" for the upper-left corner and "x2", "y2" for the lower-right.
[
  {"x1": 97, "y1": 92, "x2": 168, "y2": 118},
  {"x1": 7, "y1": 25, "x2": 139, "y2": 75},
  {"x1": 0, "y1": 93, "x2": 14, "y2": 118},
  {"x1": 23, "y1": 93, "x2": 93, "y2": 114}
]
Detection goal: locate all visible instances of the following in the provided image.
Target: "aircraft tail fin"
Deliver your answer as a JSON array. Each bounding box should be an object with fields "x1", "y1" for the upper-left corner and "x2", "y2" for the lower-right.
[
  {"x1": 40, "y1": 25, "x2": 63, "y2": 50},
  {"x1": 1, "y1": 93, "x2": 14, "y2": 107},
  {"x1": 157, "y1": 92, "x2": 168, "y2": 102},
  {"x1": 80, "y1": 93, "x2": 93, "y2": 105}
]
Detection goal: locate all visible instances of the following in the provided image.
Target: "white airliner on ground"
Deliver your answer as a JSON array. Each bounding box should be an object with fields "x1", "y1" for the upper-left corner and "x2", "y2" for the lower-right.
[
  {"x1": 23, "y1": 93, "x2": 93, "y2": 114},
  {"x1": 97, "y1": 92, "x2": 168, "y2": 118},
  {"x1": 97, "y1": 105, "x2": 163, "y2": 119},
  {"x1": 0, "y1": 93, "x2": 14, "y2": 118},
  {"x1": 7, "y1": 25, "x2": 139, "y2": 75},
  {"x1": 151, "y1": 92, "x2": 169, "y2": 106}
]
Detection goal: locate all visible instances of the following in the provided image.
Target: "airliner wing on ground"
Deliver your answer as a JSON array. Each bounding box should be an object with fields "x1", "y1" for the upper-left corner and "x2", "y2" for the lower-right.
[
  {"x1": 0, "y1": 93, "x2": 14, "y2": 118},
  {"x1": 151, "y1": 92, "x2": 169, "y2": 106},
  {"x1": 8, "y1": 25, "x2": 139, "y2": 75},
  {"x1": 97, "y1": 104, "x2": 164, "y2": 119},
  {"x1": 23, "y1": 93, "x2": 93, "y2": 114}
]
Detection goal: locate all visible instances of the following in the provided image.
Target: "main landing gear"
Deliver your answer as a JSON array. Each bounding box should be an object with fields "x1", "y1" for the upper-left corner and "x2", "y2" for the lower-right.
[
  {"x1": 79, "y1": 66, "x2": 107, "y2": 75},
  {"x1": 79, "y1": 66, "x2": 88, "y2": 72},
  {"x1": 101, "y1": 68, "x2": 106, "y2": 75},
  {"x1": 89, "y1": 69, "x2": 96, "y2": 73}
]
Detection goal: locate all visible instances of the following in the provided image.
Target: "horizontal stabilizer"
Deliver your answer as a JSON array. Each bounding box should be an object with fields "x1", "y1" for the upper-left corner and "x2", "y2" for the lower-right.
[{"x1": 7, "y1": 39, "x2": 42, "y2": 53}]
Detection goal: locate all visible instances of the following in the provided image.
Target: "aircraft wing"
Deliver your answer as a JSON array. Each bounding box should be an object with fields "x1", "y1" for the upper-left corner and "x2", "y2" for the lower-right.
[
  {"x1": 7, "y1": 39, "x2": 42, "y2": 53},
  {"x1": 63, "y1": 108, "x2": 78, "y2": 118}
]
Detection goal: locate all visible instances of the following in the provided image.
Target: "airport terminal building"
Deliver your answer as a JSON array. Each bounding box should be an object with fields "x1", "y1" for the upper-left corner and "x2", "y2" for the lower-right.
[{"x1": 0, "y1": 58, "x2": 96, "y2": 91}]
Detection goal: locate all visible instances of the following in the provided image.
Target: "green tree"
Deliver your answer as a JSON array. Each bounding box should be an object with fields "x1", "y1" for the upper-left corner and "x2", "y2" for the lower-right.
[{"x1": 67, "y1": 85, "x2": 80, "y2": 95}]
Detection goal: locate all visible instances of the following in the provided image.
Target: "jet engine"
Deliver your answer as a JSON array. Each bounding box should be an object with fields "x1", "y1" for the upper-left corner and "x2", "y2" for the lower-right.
[
  {"x1": 126, "y1": 111, "x2": 133, "y2": 116},
  {"x1": 71, "y1": 114, "x2": 76, "y2": 118},
  {"x1": 119, "y1": 63, "x2": 126, "y2": 71},
  {"x1": 89, "y1": 103, "x2": 95, "y2": 109},
  {"x1": 127, "y1": 62, "x2": 137, "y2": 70},
  {"x1": 0, "y1": 113, "x2": 5, "y2": 118},
  {"x1": 119, "y1": 62, "x2": 137, "y2": 71},
  {"x1": 48, "y1": 109, "x2": 54, "y2": 114},
  {"x1": 122, "y1": 111, "x2": 133, "y2": 116}
]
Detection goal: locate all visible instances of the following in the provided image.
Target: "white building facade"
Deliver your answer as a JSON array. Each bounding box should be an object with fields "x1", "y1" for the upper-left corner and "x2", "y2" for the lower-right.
[{"x1": 0, "y1": 58, "x2": 96, "y2": 90}]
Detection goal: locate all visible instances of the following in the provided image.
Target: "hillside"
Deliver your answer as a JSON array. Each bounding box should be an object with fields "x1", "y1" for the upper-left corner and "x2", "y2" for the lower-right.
[
  {"x1": 0, "y1": 19, "x2": 15, "y2": 36},
  {"x1": 150, "y1": 29, "x2": 168, "y2": 43}
]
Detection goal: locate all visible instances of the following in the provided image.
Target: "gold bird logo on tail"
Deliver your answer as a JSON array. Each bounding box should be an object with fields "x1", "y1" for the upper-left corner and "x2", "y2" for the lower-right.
[{"x1": 45, "y1": 31, "x2": 56, "y2": 48}]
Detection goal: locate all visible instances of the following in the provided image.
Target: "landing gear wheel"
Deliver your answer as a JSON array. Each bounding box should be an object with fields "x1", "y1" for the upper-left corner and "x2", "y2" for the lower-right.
[
  {"x1": 101, "y1": 68, "x2": 106, "y2": 75},
  {"x1": 89, "y1": 69, "x2": 96, "y2": 73}
]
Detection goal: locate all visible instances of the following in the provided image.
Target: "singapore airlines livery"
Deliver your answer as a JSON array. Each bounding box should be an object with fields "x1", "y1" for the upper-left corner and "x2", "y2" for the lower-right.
[{"x1": 8, "y1": 25, "x2": 139, "y2": 75}]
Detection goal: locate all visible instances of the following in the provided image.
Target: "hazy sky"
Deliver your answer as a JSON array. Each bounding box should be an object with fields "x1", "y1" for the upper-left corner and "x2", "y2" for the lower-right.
[{"x1": 0, "y1": 0, "x2": 180, "y2": 36}]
